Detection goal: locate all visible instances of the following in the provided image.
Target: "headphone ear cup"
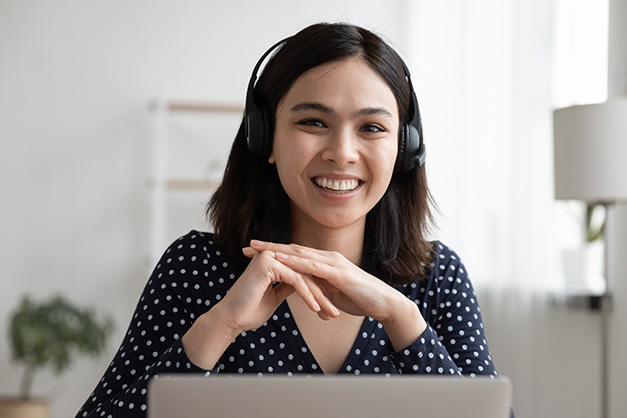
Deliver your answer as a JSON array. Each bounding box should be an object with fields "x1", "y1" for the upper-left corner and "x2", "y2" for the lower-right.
[
  {"x1": 395, "y1": 123, "x2": 422, "y2": 172},
  {"x1": 246, "y1": 108, "x2": 263, "y2": 156},
  {"x1": 395, "y1": 124, "x2": 409, "y2": 172},
  {"x1": 246, "y1": 106, "x2": 273, "y2": 158},
  {"x1": 260, "y1": 106, "x2": 273, "y2": 157}
]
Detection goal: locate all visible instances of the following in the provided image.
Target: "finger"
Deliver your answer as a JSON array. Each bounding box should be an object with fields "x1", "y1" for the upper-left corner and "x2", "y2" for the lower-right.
[
  {"x1": 274, "y1": 252, "x2": 348, "y2": 316},
  {"x1": 250, "y1": 240, "x2": 328, "y2": 260},
  {"x1": 242, "y1": 247, "x2": 258, "y2": 258},
  {"x1": 252, "y1": 250, "x2": 340, "y2": 318},
  {"x1": 267, "y1": 256, "x2": 322, "y2": 313},
  {"x1": 317, "y1": 310, "x2": 331, "y2": 321},
  {"x1": 300, "y1": 273, "x2": 341, "y2": 318},
  {"x1": 269, "y1": 255, "x2": 340, "y2": 318},
  {"x1": 315, "y1": 278, "x2": 340, "y2": 302},
  {"x1": 275, "y1": 251, "x2": 340, "y2": 286}
]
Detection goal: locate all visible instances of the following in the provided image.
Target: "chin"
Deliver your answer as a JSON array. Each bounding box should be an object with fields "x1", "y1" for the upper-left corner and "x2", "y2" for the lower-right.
[{"x1": 312, "y1": 214, "x2": 365, "y2": 230}]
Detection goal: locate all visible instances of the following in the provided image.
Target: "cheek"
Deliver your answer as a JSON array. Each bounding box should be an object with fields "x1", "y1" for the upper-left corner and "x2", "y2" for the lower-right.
[
  {"x1": 372, "y1": 140, "x2": 398, "y2": 176},
  {"x1": 274, "y1": 132, "x2": 317, "y2": 168},
  {"x1": 370, "y1": 144, "x2": 398, "y2": 197},
  {"x1": 272, "y1": 139, "x2": 312, "y2": 192}
]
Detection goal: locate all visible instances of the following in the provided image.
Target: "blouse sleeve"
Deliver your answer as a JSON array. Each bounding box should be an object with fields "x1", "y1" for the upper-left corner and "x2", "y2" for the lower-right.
[
  {"x1": 388, "y1": 242, "x2": 499, "y2": 379},
  {"x1": 75, "y1": 233, "x2": 222, "y2": 418}
]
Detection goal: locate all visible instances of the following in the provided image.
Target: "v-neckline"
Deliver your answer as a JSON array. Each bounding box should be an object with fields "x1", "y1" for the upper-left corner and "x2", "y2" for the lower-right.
[{"x1": 278, "y1": 300, "x2": 378, "y2": 374}]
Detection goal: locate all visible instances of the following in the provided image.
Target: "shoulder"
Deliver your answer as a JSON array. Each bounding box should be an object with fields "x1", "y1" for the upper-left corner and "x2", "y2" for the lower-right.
[
  {"x1": 151, "y1": 230, "x2": 244, "y2": 288},
  {"x1": 428, "y1": 241, "x2": 473, "y2": 290},
  {"x1": 430, "y1": 241, "x2": 467, "y2": 277},
  {"x1": 398, "y1": 241, "x2": 479, "y2": 323},
  {"x1": 162, "y1": 230, "x2": 218, "y2": 254},
  {"x1": 157, "y1": 230, "x2": 236, "y2": 267},
  {"x1": 429, "y1": 241, "x2": 478, "y2": 311},
  {"x1": 397, "y1": 241, "x2": 472, "y2": 298},
  {"x1": 147, "y1": 231, "x2": 245, "y2": 315}
]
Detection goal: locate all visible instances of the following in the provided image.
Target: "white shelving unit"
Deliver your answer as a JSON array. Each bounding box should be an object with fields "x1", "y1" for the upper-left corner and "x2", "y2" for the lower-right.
[{"x1": 147, "y1": 98, "x2": 243, "y2": 265}]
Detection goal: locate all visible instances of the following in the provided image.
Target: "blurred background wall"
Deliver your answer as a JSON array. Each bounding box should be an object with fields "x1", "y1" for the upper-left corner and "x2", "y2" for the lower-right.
[{"x1": 1, "y1": 1, "x2": 624, "y2": 417}]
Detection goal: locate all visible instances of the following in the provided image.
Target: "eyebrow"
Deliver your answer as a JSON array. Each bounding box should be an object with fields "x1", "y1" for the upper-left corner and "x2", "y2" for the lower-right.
[
  {"x1": 290, "y1": 101, "x2": 333, "y2": 114},
  {"x1": 354, "y1": 106, "x2": 394, "y2": 119},
  {"x1": 290, "y1": 101, "x2": 394, "y2": 119}
]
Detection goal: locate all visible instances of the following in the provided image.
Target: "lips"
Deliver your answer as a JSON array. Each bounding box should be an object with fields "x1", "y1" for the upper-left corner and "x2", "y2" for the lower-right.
[{"x1": 313, "y1": 177, "x2": 361, "y2": 193}]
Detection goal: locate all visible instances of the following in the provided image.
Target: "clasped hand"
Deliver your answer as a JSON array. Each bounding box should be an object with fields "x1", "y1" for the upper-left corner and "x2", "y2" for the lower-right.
[{"x1": 219, "y1": 240, "x2": 411, "y2": 334}]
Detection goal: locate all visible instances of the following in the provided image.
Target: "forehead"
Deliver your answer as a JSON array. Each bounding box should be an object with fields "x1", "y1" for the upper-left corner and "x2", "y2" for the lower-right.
[{"x1": 277, "y1": 57, "x2": 398, "y2": 116}]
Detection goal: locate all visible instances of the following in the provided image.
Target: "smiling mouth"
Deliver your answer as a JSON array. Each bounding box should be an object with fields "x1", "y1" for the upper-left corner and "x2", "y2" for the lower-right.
[{"x1": 313, "y1": 177, "x2": 361, "y2": 193}]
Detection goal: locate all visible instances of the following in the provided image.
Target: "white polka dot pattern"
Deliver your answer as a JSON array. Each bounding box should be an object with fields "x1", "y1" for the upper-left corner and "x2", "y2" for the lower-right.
[{"x1": 75, "y1": 231, "x2": 500, "y2": 418}]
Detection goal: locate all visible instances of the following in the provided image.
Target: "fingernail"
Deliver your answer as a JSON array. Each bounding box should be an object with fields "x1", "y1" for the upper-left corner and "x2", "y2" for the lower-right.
[
  {"x1": 313, "y1": 300, "x2": 321, "y2": 311},
  {"x1": 250, "y1": 239, "x2": 264, "y2": 246},
  {"x1": 275, "y1": 252, "x2": 288, "y2": 260}
]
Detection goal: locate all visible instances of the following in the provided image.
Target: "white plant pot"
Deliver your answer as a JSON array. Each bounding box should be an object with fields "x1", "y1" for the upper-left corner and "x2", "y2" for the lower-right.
[
  {"x1": 561, "y1": 241, "x2": 606, "y2": 294},
  {"x1": 0, "y1": 398, "x2": 49, "y2": 418}
]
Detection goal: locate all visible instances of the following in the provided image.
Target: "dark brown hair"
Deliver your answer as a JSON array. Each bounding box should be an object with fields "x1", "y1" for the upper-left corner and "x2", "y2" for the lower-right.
[{"x1": 208, "y1": 23, "x2": 435, "y2": 284}]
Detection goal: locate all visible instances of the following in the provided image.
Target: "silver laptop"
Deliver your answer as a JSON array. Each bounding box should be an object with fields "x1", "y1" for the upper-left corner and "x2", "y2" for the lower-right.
[{"x1": 148, "y1": 375, "x2": 512, "y2": 418}]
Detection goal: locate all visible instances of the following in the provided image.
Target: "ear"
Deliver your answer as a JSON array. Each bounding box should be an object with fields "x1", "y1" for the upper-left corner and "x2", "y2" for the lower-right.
[{"x1": 268, "y1": 152, "x2": 276, "y2": 164}]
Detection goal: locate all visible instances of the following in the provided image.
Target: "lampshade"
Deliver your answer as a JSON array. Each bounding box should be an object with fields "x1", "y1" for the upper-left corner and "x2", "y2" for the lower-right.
[{"x1": 554, "y1": 99, "x2": 627, "y2": 202}]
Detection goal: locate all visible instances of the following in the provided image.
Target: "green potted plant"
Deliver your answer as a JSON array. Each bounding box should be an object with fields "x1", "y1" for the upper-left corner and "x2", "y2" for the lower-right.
[
  {"x1": 584, "y1": 202, "x2": 606, "y2": 243},
  {"x1": 1, "y1": 295, "x2": 114, "y2": 418}
]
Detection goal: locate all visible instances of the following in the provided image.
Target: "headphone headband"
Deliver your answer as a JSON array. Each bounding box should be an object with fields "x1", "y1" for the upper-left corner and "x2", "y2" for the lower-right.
[
  {"x1": 245, "y1": 36, "x2": 426, "y2": 171},
  {"x1": 245, "y1": 38, "x2": 289, "y2": 118}
]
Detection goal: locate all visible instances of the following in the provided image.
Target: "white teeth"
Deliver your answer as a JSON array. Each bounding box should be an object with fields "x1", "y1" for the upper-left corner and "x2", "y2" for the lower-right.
[{"x1": 314, "y1": 177, "x2": 359, "y2": 192}]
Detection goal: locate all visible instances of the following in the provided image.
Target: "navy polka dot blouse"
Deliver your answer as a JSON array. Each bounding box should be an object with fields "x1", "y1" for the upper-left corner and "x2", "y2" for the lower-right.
[{"x1": 76, "y1": 230, "x2": 501, "y2": 418}]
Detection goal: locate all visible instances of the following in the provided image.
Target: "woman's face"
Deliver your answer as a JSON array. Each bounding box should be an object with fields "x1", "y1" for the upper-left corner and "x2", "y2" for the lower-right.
[{"x1": 270, "y1": 57, "x2": 399, "y2": 234}]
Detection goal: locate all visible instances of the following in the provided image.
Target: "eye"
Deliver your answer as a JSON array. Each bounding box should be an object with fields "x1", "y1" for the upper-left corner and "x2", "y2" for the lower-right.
[
  {"x1": 297, "y1": 119, "x2": 326, "y2": 128},
  {"x1": 360, "y1": 124, "x2": 385, "y2": 133}
]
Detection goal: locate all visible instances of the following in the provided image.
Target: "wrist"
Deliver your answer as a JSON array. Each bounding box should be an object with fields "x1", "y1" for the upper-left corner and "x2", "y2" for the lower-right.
[
  {"x1": 209, "y1": 301, "x2": 247, "y2": 338},
  {"x1": 380, "y1": 297, "x2": 427, "y2": 352}
]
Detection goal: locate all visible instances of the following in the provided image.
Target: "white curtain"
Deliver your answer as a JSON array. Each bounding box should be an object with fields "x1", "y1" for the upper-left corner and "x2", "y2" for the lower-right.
[
  {"x1": 406, "y1": 1, "x2": 608, "y2": 417},
  {"x1": 408, "y1": 0, "x2": 563, "y2": 291}
]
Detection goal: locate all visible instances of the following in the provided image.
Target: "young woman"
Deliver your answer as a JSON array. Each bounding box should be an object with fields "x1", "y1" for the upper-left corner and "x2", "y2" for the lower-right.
[{"x1": 77, "y1": 22, "x2": 503, "y2": 418}]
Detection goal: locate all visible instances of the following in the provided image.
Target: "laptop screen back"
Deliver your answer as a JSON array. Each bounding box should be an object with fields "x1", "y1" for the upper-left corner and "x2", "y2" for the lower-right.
[{"x1": 148, "y1": 375, "x2": 512, "y2": 418}]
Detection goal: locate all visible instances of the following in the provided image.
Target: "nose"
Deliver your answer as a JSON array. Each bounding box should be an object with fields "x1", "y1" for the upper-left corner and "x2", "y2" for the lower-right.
[{"x1": 320, "y1": 128, "x2": 359, "y2": 167}]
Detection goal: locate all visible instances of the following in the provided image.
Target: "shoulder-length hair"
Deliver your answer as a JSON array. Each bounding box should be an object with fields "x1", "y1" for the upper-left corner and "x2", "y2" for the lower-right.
[{"x1": 208, "y1": 22, "x2": 435, "y2": 284}]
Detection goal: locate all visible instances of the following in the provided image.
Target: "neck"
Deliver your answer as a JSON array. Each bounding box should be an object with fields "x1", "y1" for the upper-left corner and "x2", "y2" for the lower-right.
[{"x1": 290, "y1": 219, "x2": 365, "y2": 267}]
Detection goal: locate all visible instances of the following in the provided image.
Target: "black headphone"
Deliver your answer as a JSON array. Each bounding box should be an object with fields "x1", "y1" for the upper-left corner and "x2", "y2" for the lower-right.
[{"x1": 245, "y1": 38, "x2": 426, "y2": 172}]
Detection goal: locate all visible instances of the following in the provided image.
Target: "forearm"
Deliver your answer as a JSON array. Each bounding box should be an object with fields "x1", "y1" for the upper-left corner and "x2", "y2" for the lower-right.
[
  {"x1": 380, "y1": 296, "x2": 427, "y2": 352},
  {"x1": 181, "y1": 304, "x2": 241, "y2": 370}
]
